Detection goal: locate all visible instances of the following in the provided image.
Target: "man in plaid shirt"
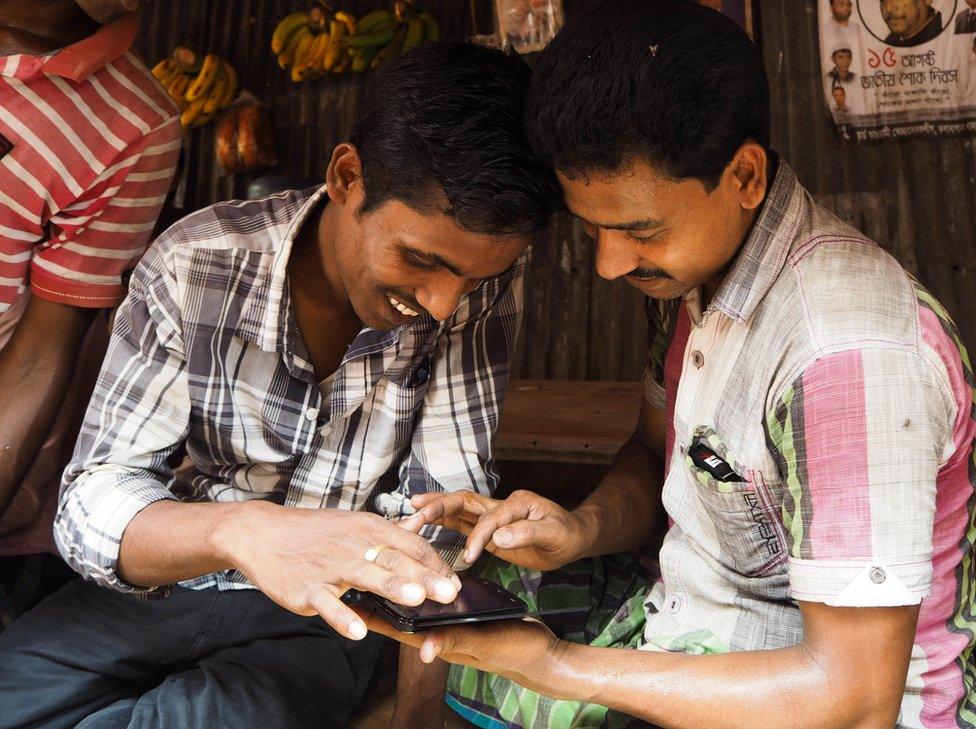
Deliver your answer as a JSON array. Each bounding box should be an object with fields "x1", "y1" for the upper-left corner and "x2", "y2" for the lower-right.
[
  {"x1": 0, "y1": 42, "x2": 559, "y2": 728},
  {"x1": 369, "y1": 3, "x2": 976, "y2": 728}
]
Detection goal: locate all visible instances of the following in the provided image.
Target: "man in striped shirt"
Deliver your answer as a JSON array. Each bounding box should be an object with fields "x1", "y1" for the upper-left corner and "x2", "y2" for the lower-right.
[
  {"x1": 0, "y1": 0, "x2": 179, "y2": 621},
  {"x1": 0, "y1": 42, "x2": 560, "y2": 728}
]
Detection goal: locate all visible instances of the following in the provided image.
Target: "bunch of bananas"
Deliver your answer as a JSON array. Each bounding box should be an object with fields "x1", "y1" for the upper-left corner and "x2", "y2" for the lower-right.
[
  {"x1": 272, "y1": 7, "x2": 358, "y2": 81},
  {"x1": 343, "y1": 2, "x2": 440, "y2": 73},
  {"x1": 152, "y1": 48, "x2": 238, "y2": 130}
]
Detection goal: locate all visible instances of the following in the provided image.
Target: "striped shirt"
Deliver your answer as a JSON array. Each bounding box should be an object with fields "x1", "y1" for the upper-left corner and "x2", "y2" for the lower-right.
[
  {"x1": 642, "y1": 161, "x2": 976, "y2": 727},
  {"x1": 0, "y1": 13, "x2": 180, "y2": 311},
  {"x1": 57, "y1": 185, "x2": 524, "y2": 594}
]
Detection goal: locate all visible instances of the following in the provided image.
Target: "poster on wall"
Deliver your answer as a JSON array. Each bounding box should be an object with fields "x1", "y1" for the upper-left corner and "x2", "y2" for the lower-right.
[
  {"x1": 819, "y1": 0, "x2": 976, "y2": 141},
  {"x1": 697, "y1": 0, "x2": 756, "y2": 39}
]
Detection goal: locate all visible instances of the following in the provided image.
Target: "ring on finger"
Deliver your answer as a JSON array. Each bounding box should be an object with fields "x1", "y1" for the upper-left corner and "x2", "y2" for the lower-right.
[{"x1": 364, "y1": 544, "x2": 388, "y2": 563}]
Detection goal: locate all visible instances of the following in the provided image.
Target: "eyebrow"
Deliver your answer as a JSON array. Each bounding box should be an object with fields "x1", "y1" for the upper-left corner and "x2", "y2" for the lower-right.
[
  {"x1": 593, "y1": 218, "x2": 666, "y2": 231},
  {"x1": 403, "y1": 244, "x2": 511, "y2": 280}
]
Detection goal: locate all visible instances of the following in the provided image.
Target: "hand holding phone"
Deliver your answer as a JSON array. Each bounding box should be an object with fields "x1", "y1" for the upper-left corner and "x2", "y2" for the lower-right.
[{"x1": 364, "y1": 574, "x2": 527, "y2": 633}]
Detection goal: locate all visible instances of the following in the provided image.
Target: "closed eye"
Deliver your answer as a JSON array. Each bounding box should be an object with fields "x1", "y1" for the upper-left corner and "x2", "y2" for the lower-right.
[
  {"x1": 629, "y1": 231, "x2": 664, "y2": 244},
  {"x1": 404, "y1": 251, "x2": 438, "y2": 272}
]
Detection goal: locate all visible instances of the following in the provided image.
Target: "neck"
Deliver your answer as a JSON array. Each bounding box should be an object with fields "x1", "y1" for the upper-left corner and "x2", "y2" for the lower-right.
[
  {"x1": 0, "y1": 0, "x2": 99, "y2": 55},
  {"x1": 288, "y1": 201, "x2": 356, "y2": 317}
]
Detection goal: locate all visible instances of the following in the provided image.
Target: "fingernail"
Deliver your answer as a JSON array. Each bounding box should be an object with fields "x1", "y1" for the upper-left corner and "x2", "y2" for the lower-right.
[
  {"x1": 495, "y1": 529, "x2": 512, "y2": 546},
  {"x1": 435, "y1": 579, "x2": 457, "y2": 601},
  {"x1": 420, "y1": 645, "x2": 435, "y2": 663},
  {"x1": 463, "y1": 549, "x2": 474, "y2": 563},
  {"x1": 349, "y1": 621, "x2": 367, "y2": 640},
  {"x1": 402, "y1": 583, "x2": 424, "y2": 603},
  {"x1": 451, "y1": 573, "x2": 462, "y2": 589}
]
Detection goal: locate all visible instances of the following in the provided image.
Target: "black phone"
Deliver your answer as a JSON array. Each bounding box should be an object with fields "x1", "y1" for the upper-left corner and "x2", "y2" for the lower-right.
[{"x1": 364, "y1": 575, "x2": 528, "y2": 634}]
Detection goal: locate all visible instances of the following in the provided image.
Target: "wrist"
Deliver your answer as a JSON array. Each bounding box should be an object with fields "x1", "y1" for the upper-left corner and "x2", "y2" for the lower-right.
[
  {"x1": 210, "y1": 500, "x2": 277, "y2": 571},
  {"x1": 569, "y1": 504, "x2": 602, "y2": 561}
]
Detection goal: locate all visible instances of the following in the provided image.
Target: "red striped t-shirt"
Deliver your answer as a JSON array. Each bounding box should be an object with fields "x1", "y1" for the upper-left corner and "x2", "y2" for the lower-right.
[{"x1": 0, "y1": 13, "x2": 180, "y2": 311}]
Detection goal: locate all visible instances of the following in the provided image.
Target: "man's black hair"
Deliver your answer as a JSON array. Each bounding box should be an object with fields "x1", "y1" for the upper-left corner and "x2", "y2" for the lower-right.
[
  {"x1": 525, "y1": 0, "x2": 770, "y2": 190},
  {"x1": 351, "y1": 41, "x2": 560, "y2": 236}
]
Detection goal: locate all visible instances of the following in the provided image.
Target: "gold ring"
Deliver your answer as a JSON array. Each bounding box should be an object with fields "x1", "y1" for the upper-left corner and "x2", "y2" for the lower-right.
[{"x1": 364, "y1": 544, "x2": 388, "y2": 563}]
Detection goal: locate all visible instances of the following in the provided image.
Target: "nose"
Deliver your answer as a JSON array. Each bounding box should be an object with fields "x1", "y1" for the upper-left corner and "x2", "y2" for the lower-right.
[
  {"x1": 593, "y1": 230, "x2": 642, "y2": 281},
  {"x1": 416, "y1": 275, "x2": 467, "y2": 322}
]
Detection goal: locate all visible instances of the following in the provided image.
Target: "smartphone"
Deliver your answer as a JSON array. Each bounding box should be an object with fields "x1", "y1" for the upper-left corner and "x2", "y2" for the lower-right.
[{"x1": 364, "y1": 575, "x2": 528, "y2": 634}]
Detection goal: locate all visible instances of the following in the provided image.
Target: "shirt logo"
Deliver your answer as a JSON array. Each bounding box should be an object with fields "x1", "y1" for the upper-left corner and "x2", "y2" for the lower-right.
[{"x1": 0, "y1": 131, "x2": 12, "y2": 161}]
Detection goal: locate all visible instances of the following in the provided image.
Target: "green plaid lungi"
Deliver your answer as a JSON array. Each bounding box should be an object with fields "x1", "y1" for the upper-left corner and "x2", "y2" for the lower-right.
[{"x1": 445, "y1": 553, "x2": 657, "y2": 729}]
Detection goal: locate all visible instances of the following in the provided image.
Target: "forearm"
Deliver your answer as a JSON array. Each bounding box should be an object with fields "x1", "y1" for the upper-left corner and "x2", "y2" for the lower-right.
[
  {"x1": 392, "y1": 646, "x2": 449, "y2": 728},
  {"x1": 572, "y1": 436, "x2": 666, "y2": 559},
  {"x1": 118, "y1": 499, "x2": 260, "y2": 587},
  {"x1": 0, "y1": 302, "x2": 95, "y2": 517},
  {"x1": 537, "y1": 642, "x2": 887, "y2": 729}
]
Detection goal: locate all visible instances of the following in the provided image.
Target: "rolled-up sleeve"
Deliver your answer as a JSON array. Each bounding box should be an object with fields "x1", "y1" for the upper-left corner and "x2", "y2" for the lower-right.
[
  {"x1": 55, "y1": 236, "x2": 189, "y2": 594},
  {"x1": 766, "y1": 346, "x2": 955, "y2": 607}
]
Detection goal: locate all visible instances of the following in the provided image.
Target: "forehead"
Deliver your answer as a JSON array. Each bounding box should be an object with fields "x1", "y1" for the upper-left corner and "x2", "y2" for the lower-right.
[
  {"x1": 367, "y1": 200, "x2": 529, "y2": 274},
  {"x1": 556, "y1": 162, "x2": 702, "y2": 223}
]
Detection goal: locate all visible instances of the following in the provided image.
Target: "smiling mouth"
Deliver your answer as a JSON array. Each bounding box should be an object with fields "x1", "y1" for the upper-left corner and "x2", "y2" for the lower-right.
[{"x1": 386, "y1": 293, "x2": 420, "y2": 318}]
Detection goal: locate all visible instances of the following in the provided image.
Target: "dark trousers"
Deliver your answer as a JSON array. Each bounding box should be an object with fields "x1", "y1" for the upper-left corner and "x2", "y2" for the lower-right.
[{"x1": 0, "y1": 579, "x2": 382, "y2": 729}]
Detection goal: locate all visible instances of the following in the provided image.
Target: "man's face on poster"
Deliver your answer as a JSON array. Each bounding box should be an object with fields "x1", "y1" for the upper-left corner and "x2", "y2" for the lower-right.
[
  {"x1": 880, "y1": 0, "x2": 934, "y2": 38},
  {"x1": 830, "y1": 0, "x2": 853, "y2": 22},
  {"x1": 833, "y1": 49, "x2": 853, "y2": 72},
  {"x1": 832, "y1": 86, "x2": 847, "y2": 106}
]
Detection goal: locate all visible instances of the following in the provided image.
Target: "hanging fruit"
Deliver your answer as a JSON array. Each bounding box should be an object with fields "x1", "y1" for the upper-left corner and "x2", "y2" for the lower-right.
[{"x1": 151, "y1": 47, "x2": 239, "y2": 130}]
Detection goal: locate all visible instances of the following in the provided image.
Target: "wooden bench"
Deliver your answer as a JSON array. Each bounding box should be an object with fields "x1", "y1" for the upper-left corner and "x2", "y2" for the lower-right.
[{"x1": 496, "y1": 380, "x2": 643, "y2": 465}]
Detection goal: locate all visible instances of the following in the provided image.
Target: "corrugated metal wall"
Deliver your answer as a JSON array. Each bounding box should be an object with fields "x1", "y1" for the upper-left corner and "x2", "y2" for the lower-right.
[
  {"x1": 136, "y1": 0, "x2": 976, "y2": 381},
  {"x1": 762, "y1": 1, "x2": 976, "y2": 352}
]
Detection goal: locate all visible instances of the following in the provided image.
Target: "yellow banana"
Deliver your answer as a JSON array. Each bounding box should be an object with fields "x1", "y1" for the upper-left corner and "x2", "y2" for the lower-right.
[
  {"x1": 166, "y1": 72, "x2": 190, "y2": 101},
  {"x1": 402, "y1": 17, "x2": 426, "y2": 53},
  {"x1": 323, "y1": 20, "x2": 347, "y2": 71},
  {"x1": 185, "y1": 53, "x2": 220, "y2": 102},
  {"x1": 218, "y1": 60, "x2": 238, "y2": 108},
  {"x1": 202, "y1": 67, "x2": 227, "y2": 115},
  {"x1": 180, "y1": 95, "x2": 206, "y2": 128},
  {"x1": 306, "y1": 31, "x2": 331, "y2": 74},
  {"x1": 332, "y1": 48, "x2": 353, "y2": 73},
  {"x1": 289, "y1": 29, "x2": 314, "y2": 82},
  {"x1": 335, "y1": 11, "x2": 357, "y2": 35},
  {"x1": 281, "y1": 25, "x2": 310, "y2": 69},
  {"x1": 151, "y1": 59, "x2": 176, "y2": 80},
  {"x1": 271, "y1": 11, "x2": 310, "y2": 54}
]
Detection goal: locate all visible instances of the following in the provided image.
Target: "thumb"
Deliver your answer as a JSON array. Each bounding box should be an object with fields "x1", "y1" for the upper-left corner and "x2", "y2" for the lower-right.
[{"x1": 492, "y1": 519, "x2": 551, "y2": 550}]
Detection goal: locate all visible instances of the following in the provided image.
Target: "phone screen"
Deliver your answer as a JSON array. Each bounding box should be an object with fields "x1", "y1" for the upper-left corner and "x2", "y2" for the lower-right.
[{"x1": 368, "y1": 575, "x2": 527, "y2": 629}]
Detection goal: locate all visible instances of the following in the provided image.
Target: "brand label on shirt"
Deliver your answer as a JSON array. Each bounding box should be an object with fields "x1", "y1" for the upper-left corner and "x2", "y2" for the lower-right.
[
  {"x1": 688, "y1": 440, "x2": 743, "y2": 482},
  {"x1": 0, "y1": 131, "x2": 12, "y2": 161}
]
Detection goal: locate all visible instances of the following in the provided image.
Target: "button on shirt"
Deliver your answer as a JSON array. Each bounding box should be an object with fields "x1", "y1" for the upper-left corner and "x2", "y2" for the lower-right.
[
  {"x1": 641, "y1": 162, "x2": 976, "y2": 727},
  {"x1": 57, "y1": 185, "x2": 524, "y2": 593}
]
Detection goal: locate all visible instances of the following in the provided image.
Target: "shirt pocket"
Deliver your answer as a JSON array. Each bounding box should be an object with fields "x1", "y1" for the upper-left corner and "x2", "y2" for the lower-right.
[
  {"x1": 685, "y1": 426, "x2": 787, "y2": 577},
  {"x1": 364, "y1": 376, "x2": 430, "y2": 456}
]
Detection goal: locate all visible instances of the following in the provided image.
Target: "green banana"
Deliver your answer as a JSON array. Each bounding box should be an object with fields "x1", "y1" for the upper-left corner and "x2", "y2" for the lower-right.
[
  {"x1": 419, "y1": 13, "x2": 440, "y2": 42},
  {"x1": 271, "y1": 11, "x2": 310, "y2": 54},
  {"x1": 355, "y1": 9, "x2": 395, "y2": 35},
  {"x1": 402, "y1": 17, "x2": 425, "y2": 53},
  {"x1": 351, "y1": 46, "x2": 380, "y2": 73},
  {"x1": 345, "y1": 25, "x2": 397, "y2": 48},
  {"x1": 372, "y1": 23, "x2": 408, "y2": 69}
]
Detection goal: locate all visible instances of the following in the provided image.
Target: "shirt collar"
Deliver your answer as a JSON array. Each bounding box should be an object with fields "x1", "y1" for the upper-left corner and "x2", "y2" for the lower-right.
[
  {"x1": 1, "y1": 13, "x2": 137, "y2": 81},
  {"x1": 243, "y1": 184, "x2": 406, "y2": 368},
  {"x1": 709, "y1": 158, "x2": 804, "y2": 324}
]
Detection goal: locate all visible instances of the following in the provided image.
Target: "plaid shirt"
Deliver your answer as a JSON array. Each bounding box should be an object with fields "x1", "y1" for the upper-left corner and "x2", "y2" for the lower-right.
[{"x1": 55, "y1": 185, "x2": 523, "y2": 593}]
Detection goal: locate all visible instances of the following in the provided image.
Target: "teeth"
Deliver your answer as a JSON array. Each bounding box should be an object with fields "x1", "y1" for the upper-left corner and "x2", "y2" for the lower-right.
[{"x1": 388, "y1": 295, "x2": 419, "y2": 317}]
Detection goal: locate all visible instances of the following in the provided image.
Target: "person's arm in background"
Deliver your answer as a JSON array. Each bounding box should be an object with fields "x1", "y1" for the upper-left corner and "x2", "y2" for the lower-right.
[
  {"x1": 0, "y1": 114, "x2": 181, "y2": 523},
  {"x1": 388, "y1": 255, "x2": 526, "y2": 729}
]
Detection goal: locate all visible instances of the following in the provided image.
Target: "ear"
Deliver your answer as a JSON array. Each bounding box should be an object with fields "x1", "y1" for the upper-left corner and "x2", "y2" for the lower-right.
[
  {"x1": 728, "y1": 142, "x2": 768, "y2": 212},
  {"x1": 325, "y1": 143, "x2": 364, "y2": 207}
]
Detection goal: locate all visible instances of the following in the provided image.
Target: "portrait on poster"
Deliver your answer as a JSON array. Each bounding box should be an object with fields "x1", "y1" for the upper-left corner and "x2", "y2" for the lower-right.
[
  {"x1": 819, "y1": 0, "x2": 976, "y2": 140},
  {"x1": 494, "y1": 0, "x2": 565, "y2": 53}
]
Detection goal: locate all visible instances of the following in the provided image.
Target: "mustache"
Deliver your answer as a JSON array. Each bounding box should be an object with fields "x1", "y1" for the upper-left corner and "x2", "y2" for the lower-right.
[{"x1": 626, "y1": 267, "x2": 673, "y2": 281}]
